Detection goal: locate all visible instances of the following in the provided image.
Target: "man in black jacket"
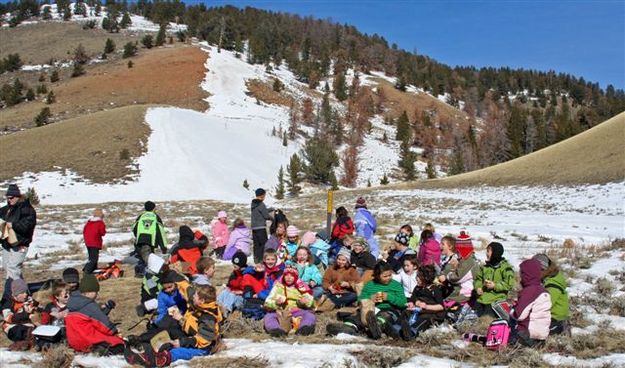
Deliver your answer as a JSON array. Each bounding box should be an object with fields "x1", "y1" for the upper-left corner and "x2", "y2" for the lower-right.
[{"x1": 0, "y1": 184, "x2": 37, "y2": 304}]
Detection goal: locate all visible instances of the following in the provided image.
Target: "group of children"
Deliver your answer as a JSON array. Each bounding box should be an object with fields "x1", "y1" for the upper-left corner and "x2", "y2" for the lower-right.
[{"x1": 0, "y1": 196, "x2": 571, "y2": 366}]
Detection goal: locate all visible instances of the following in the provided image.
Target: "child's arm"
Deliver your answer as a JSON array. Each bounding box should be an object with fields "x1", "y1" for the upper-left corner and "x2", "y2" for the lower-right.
[
  {"x1": 358, "y1": 281, "x2": 375, "y2": 301},
  {"x1": 385, "y1": 282, "x2": 407, "y2": 308},
  {"x1": 263, "y1": 284, "x2": 283, "y2": 310},
  {"x1": 322, "y1": 269, "x2": 333, "y2": 290},
  {"x1": 494, "y1": 265, "x2": 516, "y2": 293},
  {"x1": 179, "y1": 313, "x2": 218, "y2": 349},
  {"x1": 311, "y1": 267, "x2": 323, "y2": 286},
  {"x1": 155, "y1": 292, "x2": 170, "y2": 322},
  {"x1": 473, "y1": 266, "x2": 484, "y2": 290}
]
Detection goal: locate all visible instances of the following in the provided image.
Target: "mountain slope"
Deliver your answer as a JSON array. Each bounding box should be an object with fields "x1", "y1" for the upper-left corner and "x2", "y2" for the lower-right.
[{"x1": 416, "y1": 112, "x2": 625, "y2": 187}]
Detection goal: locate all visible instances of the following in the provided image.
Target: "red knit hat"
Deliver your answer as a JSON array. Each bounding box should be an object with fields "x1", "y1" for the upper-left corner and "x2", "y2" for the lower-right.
[
  {"x1": 456, "y1": 231, "x2": 474, "y2": 259},
  {"x1": 282, "y1": 266, "x2": 299, "y2": 284}
]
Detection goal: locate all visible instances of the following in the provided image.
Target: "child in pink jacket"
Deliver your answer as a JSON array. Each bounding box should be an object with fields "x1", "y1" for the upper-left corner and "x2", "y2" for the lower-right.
[
  {"x1": 417, "y1": 230, "x2": 441, "y2": 267},
  {"x1": 211, "y1": 211, "x2": 230, "y2": 259}
]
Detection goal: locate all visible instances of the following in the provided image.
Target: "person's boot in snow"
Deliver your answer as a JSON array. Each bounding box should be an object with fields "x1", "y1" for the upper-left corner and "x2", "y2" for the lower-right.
[
  {"x1": 326, "y1": 323, "x2": 359, "y2": 336},
  {"x1": 366, "y1": 311, "x2": 382, "y2": 340},
  {"x1": 267, "y1": 328, "x2": 286, "y2": 337},
  {"x1": 296, "y1": 325, "x2": 315, "y2": 336}
]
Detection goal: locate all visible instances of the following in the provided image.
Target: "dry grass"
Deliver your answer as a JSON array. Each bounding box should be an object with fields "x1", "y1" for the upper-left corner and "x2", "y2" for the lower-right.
[
  {"x1": 0, "y1": 44, "x2": 209, "y2": 131},
  {"x1": 0, "y1": 104, "x2": 151, "y2": 183},
  {"x1": 245, "y1": 78, "x2": 294, "y2": 107},
  {"x1": 189, "y1": 355, "x2": 270, "y2": 368},
  {"x1": 0, "y1": 22, "x2": 145, "y2": 66},
  {"x1": 409, "y1": 112, "x2": 625, "y2": 187}
]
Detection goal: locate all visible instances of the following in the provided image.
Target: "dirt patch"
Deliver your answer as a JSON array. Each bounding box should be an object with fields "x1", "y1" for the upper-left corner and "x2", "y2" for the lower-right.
[
  {"x1": 245, "y1": 78, "x2": 294, "y2": 107},
  {"x1": 0, "y1": 104, "x2": 151, "y2": 183},
  {"x1": 0, "y1": 21, "x2": 145, "y2": 66},
  {"x1": 0, "y1": 44, "x2": 209, "y2": 131}
]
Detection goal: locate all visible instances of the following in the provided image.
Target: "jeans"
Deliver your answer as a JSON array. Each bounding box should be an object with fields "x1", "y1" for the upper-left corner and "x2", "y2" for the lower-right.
[
  {"x1": 252, "y1": 229, "x2": 268, "y2": 264},
  {"x1": 84, "y1": 247, "x2": 100, "y2": 274}
]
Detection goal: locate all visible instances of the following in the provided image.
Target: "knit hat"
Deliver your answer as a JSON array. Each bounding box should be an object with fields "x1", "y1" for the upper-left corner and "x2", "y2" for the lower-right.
[
  {"x1": 315, "y1": 229, "x2": 330, "y2": 243},
  {"x1": 232, "y1": 251, "x2": 248, "y2": 268},
  {"x1": 11, "y1": 278, "x2": 28, "y2": 297},
  {"x1": 352, "y1": 236, "x2": 369, "y2": 252},
  {"x1": 255, "y1": 188, "x2": 266, "y2": 197},
  {"x1": 456, "y1": 231, "x2": 474, "y2": 259},
  {"x1": 179, "y1": 225, "x2": 194, "y2": 241},
  {"x1": 62, "y1": 268, "x2": 80, "y2": 284},
  {"x1": 286, "y1": 225, "x2": 299, "y2": 237},
  {"x1": 217, "y1": 210, "x2": 227, "y2": 219},
  {"x1": 394, "y1": 232, "x2": 410, "y2": 246},
  {"x1": 161, "y1": 270, "x2": 179, "y2": 284},
  {"x1": 282, "y1": 266, "x2": 299, "y2": 284},
  {"x1": 79, "y1": 274, "x2": 100, "y2": 293},
  {"x1": 532, "y1": 254, "x2": 551, "y2": 271},
  {"x1": 147, "y1": 254, "x2": 165, "y2": 274},
  {"x1": 337, "y1": 247, "x2": 352, "y2": 263},
  {"x1": 144, "y1": 201, "x2": 156, "y2": 211},
  {"x1": 301, "y1": 231, "x2": 316, "y2": 247},
  {"x1": 355, "y1": 197, "x2": 367, "y2": 209},
  {"x1": 487, "y1": 242, "x2": 504, "y2": 265},
  {"x1": 6, "y1": 184, "x2": 20, "y2": 197}
]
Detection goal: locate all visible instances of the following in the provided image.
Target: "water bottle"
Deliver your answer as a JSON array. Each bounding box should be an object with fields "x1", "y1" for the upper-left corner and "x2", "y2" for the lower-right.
[{"x1": 408, "y1": 307, "x2": 421, "y2": 325}]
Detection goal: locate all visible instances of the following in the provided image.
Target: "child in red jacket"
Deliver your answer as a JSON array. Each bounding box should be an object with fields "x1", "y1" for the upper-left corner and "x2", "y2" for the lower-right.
[
  {"x1": 217, "y1": 251, "x2": 248, "y2": 316},
  {"x1": 83, "y1": 209, "x2": 106, "y2": 274},
  {"x1": 330, "y1": 206, "x2": 354, "y2": 260}
]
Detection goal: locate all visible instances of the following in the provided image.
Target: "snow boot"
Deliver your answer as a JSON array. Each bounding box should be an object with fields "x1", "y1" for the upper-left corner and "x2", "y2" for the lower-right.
[
  {"x1": 360, "y1": 299, "x2": 375, "y2": 326},
  {"x1": 267, "y1": 328, "x2": 287, "y2": 338},
  {"x1": 366, "y1": 311, "x2": 382, "y2": 340},
  {"x1": 400, "y1": 310, "x2": 413, "y2": 341},
  {"x1": 296, "y1": 325, "x2": 316, "y2": 336},
  {"x1": 326, "y1": 323, "x2": 359, "y2": 336}
]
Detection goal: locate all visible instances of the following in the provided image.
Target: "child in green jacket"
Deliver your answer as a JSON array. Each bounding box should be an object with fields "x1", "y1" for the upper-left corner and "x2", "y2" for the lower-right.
[
  {"x1": 533, "y1": 254, "x2": 569, "y2": 335},
  {"x1": 474, "y1": 242, "x2": 515, "y2": 317}
]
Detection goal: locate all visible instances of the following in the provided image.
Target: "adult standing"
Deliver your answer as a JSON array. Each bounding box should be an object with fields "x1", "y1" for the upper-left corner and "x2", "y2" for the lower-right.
[
  {"x1": 132, "y1": 201, "x2": 167, "y2": 277},
  {"x1": 353, "y1": 197, "x2": 379, "y2": 258},
  {"x1": 0, "y1": 184, "x2": 36, "y2": 303},
  {"x1": 83, "y1": 208, "x2": 106, "y2": 274},
  {"x1": 250, "y1": 188, "x2": 273, "y2": 264}
]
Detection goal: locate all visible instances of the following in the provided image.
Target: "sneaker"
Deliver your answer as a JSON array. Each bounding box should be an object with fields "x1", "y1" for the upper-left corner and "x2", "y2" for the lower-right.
[
  {"x1": 296, "y1": 325, "x2": 315, "y2": 336},
  {"x1": 267, "y1": 328, "x2": 287, "y2": 338},
  {"x1": 135, "y1": 305, "x2": 146, "y2": 317},
  {"x1": 366, "y1": 311, "x2": 382, "y2": 340},
  {"x1": 326, "y1": 323, "x2": 358, "y2": 336}
]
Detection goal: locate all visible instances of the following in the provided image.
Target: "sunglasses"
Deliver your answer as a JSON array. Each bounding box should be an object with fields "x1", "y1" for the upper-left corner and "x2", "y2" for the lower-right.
[{"x1": 7, "y1": 196, "x2": 16, "y2": 200}]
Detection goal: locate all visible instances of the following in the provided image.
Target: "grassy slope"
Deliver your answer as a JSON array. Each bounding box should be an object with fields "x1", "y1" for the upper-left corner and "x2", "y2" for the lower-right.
[
  {"x1": 0, "y1": 105, "x2": 152, "y2": 183},
  {"x1": 415, "y1": 112, "x2": 625, "y2": 187}
]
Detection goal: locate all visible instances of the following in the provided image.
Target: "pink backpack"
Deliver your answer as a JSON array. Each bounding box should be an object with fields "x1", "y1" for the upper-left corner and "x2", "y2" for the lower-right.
[{"x1": 485, "y1": 319, "x2": 511, "y2": 351}]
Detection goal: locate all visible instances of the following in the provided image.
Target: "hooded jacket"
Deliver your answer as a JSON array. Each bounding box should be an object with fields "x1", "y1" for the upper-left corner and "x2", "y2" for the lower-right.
[
  {"x1": 353, "y1": 208, "x2": 379, "y2": 257},
  {"x1": 418, "y1": 238, "x2": 441, "y2": 267},
  {"x1": 264, "y1": 271, "x2": 314, "y2": 311},
  {"x1": 0, "y1": 198, "x2": 36, "y2": 249},
  {"x1": 444, "y1": 252, "x2": 480, "y2": 303},
  {"x1": 251, "y1": 199, "x2": 273, "y2": 230},
  {"x1": 544, "y1": 271, "x2": 569, "y2": 321},
  {"x1": 179, "y1": 300, "x2": 223, "y2": 350},
  {"x1": 474, "y1": 258, "x2": 515, "y2": 305},
  {"x1": 210, "y1": 219, "x2": 230, "y2": 249},
  {"x1": 331, "y1": 216, "x2": 354, "y2": 241},
  {"x1": 513, "y1": 259, "x2": 552, "y2": 340},
  {"x1": 65, "y1": 294, "x2": 124, "y2": 352},
  {"x1": 83, "y1": 216, "x2": 106, "y2": 249},
  {"x1": 223, "y1": 225, "x2": 251, "y2": 260}
]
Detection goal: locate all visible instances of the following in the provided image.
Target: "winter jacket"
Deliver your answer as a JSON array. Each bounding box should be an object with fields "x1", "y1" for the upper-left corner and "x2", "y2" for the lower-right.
[
  {"x1": 353, "y1": 208, "x2": 379, "y2": 257},
  {"x1": 309, "y1": 239, "x2": 330, "y2": 267},
  {"x1": 440, "y1": 253, "x2": 459, "y2": 276},
  {"x1": 409, "y1": 284, "x2": 445, "y2": 320},
  {"x1": 210, "y1": 220, "x2": 230, "y2": 249},
  {"x1": 331, "y1": 216, "x2": 354, "y2": 241},
  {"x1": 544, "y1": 271, "x2": 569, "y2": 321},
  {"x1": 0, "y1": 198, "x2": 36, "y2": 249},
  {"x1": 418, "y1": 238, "x2": 441, "y2": 267},
  {"x1": 155, "y1": 289, "x2": 187, "y2": 324},
  {"x1": 192, "y1": 274, "x2": 211, "y2": 286},
  {"x1": 251, "y1": 199, "x2": 273, "y2": 230},
  {"x1": 179, "y1": 300, "x2": 223, "y2": 350},
  {"x1": 2, "y1": 296, "x2": 36, "y2": 334},
  {"x1": 387, "y1": 247, "x2": 416, "y2": 273},
  {"x1": 223, "y1": 226, "x2": 251, "y2": 260},
  {"x1": 241, "y1": 263, "x2": 285, "y2": 300},
  {"x1": 65, "y1": 294, "x2": 124, "y2": 352},
  {"x1": 474, "y1": 258, "x2": 515, "y2": 305},
  {"x1": 284, "y1": 240, "x2": 299, "y2": 260},
  {"x1": 322, "y1": 265, "x2": 361, "y2": 291},
  {"x1": 264, "y1": 277, "x2": 314, "y2": 311},
  {"x1": 393, "y1": 270, "x2": 418, "y2": 298},
  {"x1": 443, "y1": 253, "x2": 480, "y2": 303},
  {"x1": 169, "y1": 227, "x2": 203, "y2": 274},
  {"x1": 132, "y1": 211, "x2": 166, "y2": 251},
  {"x1": 289, "y1": 261, "x2": 323, "y2": 286},
  {"x1": 513, "y1": 259, "x2": 552, "y2": 340},
  {"x1": 264, "y1": 235, "x2": 286, "y2": 252},
  {"x1": 226, "y1": 269, "x2": 245, "y2": 293},
  {"x1": 83, "y1": 217, "x2": 106, "y2": 249},
  {"x1": 408, "y1": 235, "x2": 419, "y2": 251},
  {"x1": 41, "y1": 298, "x2": 67, "y2": 326},
  {"x1": 351, "y1": 250, "x2": 376, "y2": 271},
  {"x1": 359, "y1": 280, "x2": 407, "y2": 310}
]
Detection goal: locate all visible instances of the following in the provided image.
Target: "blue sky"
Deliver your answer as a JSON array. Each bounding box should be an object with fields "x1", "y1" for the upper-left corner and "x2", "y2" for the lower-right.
[{"x1": 198, "y1": 0, "x2": 625, "y2": 89}]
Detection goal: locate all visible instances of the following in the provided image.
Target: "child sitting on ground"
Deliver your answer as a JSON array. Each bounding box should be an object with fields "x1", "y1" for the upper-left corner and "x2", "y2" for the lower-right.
[
  {"x1": 223, "y1": 218, "x2": 251, "y2": 260},
  {"x1": 330, "y1": 206, "x2": 355, "y2": 260},
  {"x1": 317, "y1": 248, "x2": 361, "y2": 311},
  {"x1": 417, "y1": 229, "x2": 441, "y2": 267},
  {"x1": 392, "y1": 255, "x2": 418, "y2": 298},
  {"x1": 288, "y1": 246, "x2": 324, "y2": 299},
  {"x1": 192, "y1": 257, "x2": 216, "y2": 286},
  {"x1": 241, "y1": 249, "x2": 285, "y2": 301},
  {"x1": 404, "y1": 264, "x2": 445, "y2": 340},
  {"x1": 263, "y1": 266, "x2": 316, "y2": 337},
  {"x1": 169, "y1": 226, "x2": 207, "y2": 275},
  {"x1": 385, "y1": 232, "x2": 416, "y2": 273},
  {"x1": 439, "y1": 234, "x2": 480, "y2": 307},
  {"x1": 40, "y1": 280, "x2": 70, "y2": 327},
  {"x1": 284, "y1": 226, "x2": 301, "y2": 261},
  {"x1": 210, "y1": 211, "x2": 230, "y2": 259},
  {"x1": 350, "y1": 236, "x2": 376, "y2": 282},
  {"x1": 2, "y1": 278, "x2": 38, "y2": 351},
  {"x1": 216, "y1": 251, "x2": 248, "y2": 316},
  {"x1": 474, "y1": 242, "x2": 515, "y2": 317},
  {"x1": 136, "y1": 254, "x2": 166, "y2": 317},
  {"x1": 533, "y1": 254, "x2": 569, "y2": 335},
  {"x1": 125, "y1": 285, "x2": 224, "y2": 367},
  {"x1": 65, "y1": 274, "x2": 124, "y2": 355},
  {"x1": 62, "y1": 268, "x2": 80, "y2": 295}
]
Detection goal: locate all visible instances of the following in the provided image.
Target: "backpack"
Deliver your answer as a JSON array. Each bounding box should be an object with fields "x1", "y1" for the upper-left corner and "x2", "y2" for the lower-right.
[
  {"x1": 94, "y1": 260, "x2": 124, "y2": 281},
  {"x1": 241, "y1": 298, "x2": 266, "y2": 320},
  {"x1": 485, "y1": 319, "x2": 511, "y2": 351}
]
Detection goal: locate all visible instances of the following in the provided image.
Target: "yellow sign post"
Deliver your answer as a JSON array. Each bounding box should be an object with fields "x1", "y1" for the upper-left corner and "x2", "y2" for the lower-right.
[{"x1": 326, "y1": 190, "x2": 333, "y2": 236}]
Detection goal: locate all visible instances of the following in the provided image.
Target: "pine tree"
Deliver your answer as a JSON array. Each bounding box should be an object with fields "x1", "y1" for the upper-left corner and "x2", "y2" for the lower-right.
[
  {"x1": 71, "y1": 62, "x2": 85, "y2": 77},
  {"x1": 275, "y1": 166, "x2": 285, "y2": 200},
  {"x1": 340, "y1": 144, "x2": 358, "y2": 187},
  {"x1": 272, "y1": 78, "x2": 284, "y2": 92},
  {"x1": 36, "y1": 84, "x2": 47, "y2": 95},
  {"x1": 367, "y1": 179, "x2": 371, "y2": 187},
  {"x1": 448, "y1": 146, "x2": 465, "y2": 176},
  {"x1": 123, "y1": 42, "x2": 137, "y2": 58},
  {"x1": 25, "y1": 88, "x2": 35, "y2": 101},
  {"x1": 395, "y1": 110, "x2": 411, "y2": 141},
  {"x1": 73, "y1": 44, "x2": 89, "y2": 65},
  {"x1": 329, "y1": 171, "x2": 339, "y2": 190},
  {"x1": 50, "y1": 70, "x2": 59, "y2": 83},
  {"x1": 141, "y1": 35, "x2": 154, "y2": 49},
  {"x1": 38, "y1": 73, "x2": 46, "y2": 82},
  {"x1": 104, "y1": 38, "x2": 115, "y2": 54},
  {"x1": 127, "y1": 60, "x2": 134, "y2": 68},
  {"x1": 286, "y1": 154, "x2": 302, "y2": 196},
  {"x1": 380, "y1": 173, "x2": 389, "y2": 185},
  {"x1": 426, "y1": 160, "x2": 436, "y2": 179},
  {"x1": 333, "y1": 71, "x2": 347, "y2": 101},
  {"x1": 35, "y1": 107, "x2": 51, "y2": 127},
  {"x1": 288, "y1": 103, "x2": 298, "y2": 139},
  {"x1": 282, "y1": 132, "x2": 287, "y2": 147},
  {"x1": 302, "y1": 136, "x2": 339, "y2": 184},
  {"x1": 119, "y1": 11, "x2": 132, "y2": 28},
  {"x1": 46, "y1": 90, "x2": 55, "y2": 104},
  {"x1": 25, "y1": 187, "x2": 39, "y2": 206},
  {"x1": 398, "y1": 138, "x2": 416, "y2": 180},
  {"x1": 74, "y1": 1, "x2": 87, "y2": 17},
  {"x1": 301, "y1": 98, "x2": 314, "y2": 126},
  {"x1": 155, "y1": 24, "x2": 166, "y2": 46},
  {"x1": 243, "y1": 179, "x2": 250, "y2": 190}
]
